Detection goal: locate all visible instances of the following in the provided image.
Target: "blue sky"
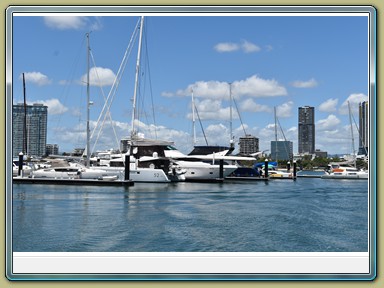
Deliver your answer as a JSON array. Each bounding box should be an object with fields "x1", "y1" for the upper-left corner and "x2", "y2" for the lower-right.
[{"x1": 12, "y1": 13, "x2": 370, "y2": 155}]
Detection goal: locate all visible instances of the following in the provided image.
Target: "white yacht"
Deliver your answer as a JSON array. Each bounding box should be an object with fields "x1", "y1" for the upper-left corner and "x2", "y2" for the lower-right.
[
  {"x1": 321, "y1": 163, "x2": 368, "y2": 179},
  {"x1": 163, "y1": 145, "x2": 257, "y2": 182}
]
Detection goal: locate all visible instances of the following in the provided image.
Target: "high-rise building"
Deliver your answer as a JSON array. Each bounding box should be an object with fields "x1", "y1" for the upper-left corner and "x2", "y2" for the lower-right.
[
  {"x1": 46, "y1": 144, "x2": 59, "y2": 156},
  {"x1": 271, "y1": 140, "x2": 293, "y2": 161},
  {"x1": 238, "y1": 134, "x2": 259, "y2": 155},
  {"x1": 298, "y1": 106, "x2": 315, "y2": 154},
  {"x1": 358, "y1": 101, "x2": 368, "y2": 155},
  {"x1": 13, "y1": 103, "x2": 48, "y2": 157}
]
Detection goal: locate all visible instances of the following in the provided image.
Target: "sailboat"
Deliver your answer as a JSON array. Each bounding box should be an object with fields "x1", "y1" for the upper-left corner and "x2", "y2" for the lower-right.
[
  {"x1": 163, "y1": 87, "x2": 260, "y2": 181},
  {"x1": 322, "y1": 102, "x2": 368, "y2": 180},
  {"x1": 266, "y1": 107, "x2": 294, "y2": 179},
  {"x1": 85, "y1": 16, "x2": 185, "y2": 182}
]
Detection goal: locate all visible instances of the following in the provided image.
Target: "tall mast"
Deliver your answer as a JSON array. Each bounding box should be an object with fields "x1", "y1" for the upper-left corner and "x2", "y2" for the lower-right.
[
  {"x1": 191, "y1": 88, "x2": 197, "y2": 146},
  {"x1": 86, "y1": 32, "x2": 91, "y2": 167},
  {"x1": 274, "y1": 106, "x2": 278, "y2": 161},
  {"x1": 348, "y1": 101, "x2": 356, "y2": 166},
  {"x1": 22, "y1": 73, "x2": 27, "y2": 156},
  {"x1": 131, "y1": 16, "x2": 144, "y2": 137},
  {"x1": 229, "y1": 82, "x2": 234, "y2": 148}
]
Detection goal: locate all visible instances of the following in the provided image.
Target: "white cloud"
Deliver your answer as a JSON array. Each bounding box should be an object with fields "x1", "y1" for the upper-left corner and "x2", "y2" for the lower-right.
[
  {"x1": 276, "y1": 101, "x2": 294, "y2": 118},
  {"x1": 33, "y1": 98, "x2": 68, "y2": 115},
  {"x1": 319, "y1": 98, "x2": 338, "y2": 112},
  {"x1": 20, "y1": 72, "x2": 51, "y2": 86},
  {"x1": 339, "y1": 93, "x2": 368, "y2": 115},
  {"x1": 214, "y1": 42, "x2": 239, "y2": 53},
  {"x1": 80, "y1": 67, "x2": 116, "y2": 87},
  {"x1": 291, "y1": 78, "x2": 318, "y2": 88},
  {"x1": 240, "y1": 99, "x2": 271, "y2": 113},
  {"x1": 316, "y1": 114, "x2": 341, "y2": 131},
  {"x1": 214, "y1": 40, "x2": 261, "y2": 53},
  {"x1": 163, "y1": 75, "x2": 287, "y2": 99},
  {"x1": 241, "y1": 40, "x2": 261, "y2": 53},
  {"x1": 188, "y1": 99, "x2": 238, "y2": 121},
  {"x1": 44, "y1": 16, "x2": 88, "y2": 30},
  {"x1": 43, "y1": 16, "x2": 103, "y2": 31},
  {"x1": 233, "y1": 75, "x2": 287, "y2": 98}
]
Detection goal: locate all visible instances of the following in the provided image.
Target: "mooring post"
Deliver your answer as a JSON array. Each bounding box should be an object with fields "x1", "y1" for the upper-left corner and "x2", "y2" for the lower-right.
[
  {"x1": 125, "y1": 154, "x2": 130, "y2": 181},
  {"x1": 293, "y1": 160, "x2": 297, "y2": 180},
  {"x1": 264, "y1": 159, "x2": 269, "y2": 178},
  {"x1": 219, "y1": 159, "x2": 224, "y2": 179},
  {"x1": 287, "y1": 161, "x2": 291, "y2": 172},
  {"x1": 18, "y1": 152, "x2": 24, "y2": 177}
]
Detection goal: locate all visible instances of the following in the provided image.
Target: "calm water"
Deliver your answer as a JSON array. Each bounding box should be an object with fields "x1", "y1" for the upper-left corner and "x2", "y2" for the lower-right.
[{"x1": 12, "y1": 177, "x2": 368, "y2": 252}]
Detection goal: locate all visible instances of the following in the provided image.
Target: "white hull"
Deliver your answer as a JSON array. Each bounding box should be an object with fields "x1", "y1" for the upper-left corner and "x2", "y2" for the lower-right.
[
  {"x1": 175, "y1": 161, "x2": 237, "y2": 181},
  {"x1": 321, "y1": 173, "x2": 368, "y2": 179},
  {"x1": 268, "y1": 170, "x2": 293, "y2": 179},
  {"x1": 321, "y1": 165, "x2": 368, "y2": 180},
  {"x1": 31, "y1": 168, "x2": 80, "y2": 179},
  {"x1": 88, "y1": 166, "x2": 172, "y2": 183},
  {"x1": 13, "y1": 166, "x2": 32, "y2": 177}
]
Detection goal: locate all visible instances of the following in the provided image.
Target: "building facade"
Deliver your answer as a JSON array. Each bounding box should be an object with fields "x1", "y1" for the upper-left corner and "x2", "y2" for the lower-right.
[
  {"x1": 238, "y1": 134, "x2": 259, "y2": 155},
  {"x1": 46, "y1": 144, "x2": 59, "y2": 156},
  {"x1": 13, "y1": 103, "x2": 48, "y2": 157},
  {"x1": 271, "y1": 140, "x2": 293, "y2": 161},
  {"x1": 358, "y1": 101, "x2": 368, "y2": 155},
  {"x1": 298, "y1": 106, "x2": 315, "y2": 154}
]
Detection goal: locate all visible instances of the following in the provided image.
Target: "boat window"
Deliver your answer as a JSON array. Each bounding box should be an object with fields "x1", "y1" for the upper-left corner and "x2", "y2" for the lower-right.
[{"x1": 166, "y1": 146, "x2": 178, "y2": 150}]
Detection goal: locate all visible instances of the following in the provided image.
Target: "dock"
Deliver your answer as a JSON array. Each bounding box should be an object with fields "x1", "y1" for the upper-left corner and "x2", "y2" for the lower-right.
[
  {"x1": 13, "y1": 177, "x2": 134, "y2": 187},
  {"x1": 225, "y1": 177, "x2": 269, "y2": 182}
]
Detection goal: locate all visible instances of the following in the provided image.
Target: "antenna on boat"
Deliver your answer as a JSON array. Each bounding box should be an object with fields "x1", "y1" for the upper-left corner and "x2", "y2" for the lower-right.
[{"x1": 131, "y1": 16, "x2": 145, "y2": 138}]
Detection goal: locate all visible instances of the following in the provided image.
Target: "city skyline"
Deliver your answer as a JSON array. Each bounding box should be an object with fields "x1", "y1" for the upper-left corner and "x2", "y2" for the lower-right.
[{"x1": 11, "y1": 13, "x2": 371, "y2": 155}]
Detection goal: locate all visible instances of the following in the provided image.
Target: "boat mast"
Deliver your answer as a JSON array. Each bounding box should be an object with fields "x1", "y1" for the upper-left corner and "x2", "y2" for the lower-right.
[
  {"x1": 229, "y1": 82, "x2": 234, "y2": 148},
  {"x1": 22, "y1": 73, "x2": 27, "y2": 156},
  {"x1": 131, "y1": 16, "x2": 145, "y2": 138},
  {"x1": 348, "y1": 101, "x2": 356, "y2": 167},
  {"x1": 274, "y1": 106, "x2": 278, "y2": 161},
  {"x1": 86, "y1": 32, "x2": 91, "y2": 168},
  {"x1": 191, "y1": 88, "x2": 197, "y2": 146}
]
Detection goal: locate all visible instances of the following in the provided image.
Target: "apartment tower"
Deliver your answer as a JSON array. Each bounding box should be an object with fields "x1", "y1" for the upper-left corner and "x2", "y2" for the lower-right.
[
  {"x1": 13, "y1": 103, "x2": 48, "y2": 157},
  {"x1": 358, "y1": 101, "x2": 368, "y2": 155},
  {"x1": 298, "y1": 106, "x2": 315, "y2": 154}
]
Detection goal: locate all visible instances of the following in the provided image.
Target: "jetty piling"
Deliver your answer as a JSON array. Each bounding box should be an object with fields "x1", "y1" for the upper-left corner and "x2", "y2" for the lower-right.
[
  {"x1": 219, "y1": 159, "x2": 224, "y2": 179},
  {"x1": 125, "y1": 154, "x2": 130, "y2": 181},
  {"x1": 264, "y1": 159, "x2": 269, "y2": 178},
  {"x1": 18, "y1": 152, "x2": 23, "y2": 177}
]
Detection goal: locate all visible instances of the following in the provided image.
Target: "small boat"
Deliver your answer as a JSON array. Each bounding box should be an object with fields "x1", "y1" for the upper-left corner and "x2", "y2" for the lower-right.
[
  {"x1": 268, "y1": 170, "x2": 293, "y2": 179},
  {"x1": 321, "y1": 102, "x2": 368, "y2": 180},
  {"x1": 321, "y1": 164, "x2": 368, "y2": 179},
  {"x1": 30, "y1": 166, "x2": 81, "y2": 179}
]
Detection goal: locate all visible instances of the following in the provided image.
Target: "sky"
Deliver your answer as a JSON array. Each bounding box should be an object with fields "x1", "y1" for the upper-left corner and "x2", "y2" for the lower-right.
[{"x1": 11, "y1": 13, "x2": 370, "y2": 156}]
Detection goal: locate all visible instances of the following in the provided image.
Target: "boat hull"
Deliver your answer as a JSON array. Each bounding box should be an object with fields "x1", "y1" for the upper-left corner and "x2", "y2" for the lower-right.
[{"x1": 176, "y1": 161, "x2": 238, "y2": 181}]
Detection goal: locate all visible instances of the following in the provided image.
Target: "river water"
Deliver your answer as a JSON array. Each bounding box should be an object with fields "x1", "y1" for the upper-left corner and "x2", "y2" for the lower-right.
[{"x1": 11, "y1": 176, "x2": 369, "y2": 252}]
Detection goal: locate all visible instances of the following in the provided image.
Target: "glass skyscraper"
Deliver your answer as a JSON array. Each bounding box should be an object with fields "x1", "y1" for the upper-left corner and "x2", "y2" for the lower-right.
[
  {"x1": 298, "y1": 106, "x2": 315, "y2": 154},
  {"x1": 358, "y1": 101, "x2": 368, "y2": 155},
  {"x1": 271, "y1": 140, "x2": 293, "y2": 161},
  {"x1": 13, "y1": 103, "x2": 48, "y2": 157}
]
